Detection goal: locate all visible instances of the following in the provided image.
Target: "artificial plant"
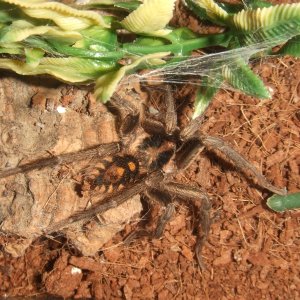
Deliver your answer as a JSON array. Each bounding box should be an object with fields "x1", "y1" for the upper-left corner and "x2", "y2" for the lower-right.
[{"x1": 0, "y1": 0, "x2": 299, "y2": 108}]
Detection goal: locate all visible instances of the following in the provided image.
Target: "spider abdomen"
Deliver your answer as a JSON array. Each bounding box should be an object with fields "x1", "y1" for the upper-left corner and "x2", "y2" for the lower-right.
[
  {"x1": 82, "y1": 155, "x2": 139, "y2": 193},
  {"x1": 98, "y1": 155, "x2": 139, "y2": 186}
]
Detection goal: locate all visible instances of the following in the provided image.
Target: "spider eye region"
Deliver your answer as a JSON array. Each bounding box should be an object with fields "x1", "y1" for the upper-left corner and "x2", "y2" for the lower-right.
[{"x1": 95, "y1": 155, "x2": 139, "y2": 188}]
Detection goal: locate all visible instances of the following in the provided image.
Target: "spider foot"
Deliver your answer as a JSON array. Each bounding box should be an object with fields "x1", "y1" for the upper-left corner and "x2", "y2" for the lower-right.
[
  {"x1": 124, "y1": 202, "x2": 175, "y2": 244},
  {"x1": 194, "y1": 191, "x2": 212, "y2": 270}
]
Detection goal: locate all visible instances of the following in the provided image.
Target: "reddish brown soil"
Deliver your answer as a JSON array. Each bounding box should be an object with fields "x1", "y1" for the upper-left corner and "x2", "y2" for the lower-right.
[
  {"x1": 1, "y1": 57, "x2": 299, "y2": 300},
  {"x1": 0, "y1": 1, "x2": 300, "y2": 300}
]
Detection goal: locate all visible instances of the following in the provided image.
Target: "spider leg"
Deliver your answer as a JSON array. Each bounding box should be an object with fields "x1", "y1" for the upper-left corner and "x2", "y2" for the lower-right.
[
  {"x1": 140, "y1": 114, "x2": 167, "y2": 136},
  {"x1": 0, "y1": 142, "x2": 120, "y2": 179},
  {"x1": 153, "y1": 180, "x2": 212, "y2": 269},
  {"x1": 179, "y1": 98, "x2": 285, "y2": 194},
  {"x1": 123, "y1": 189, "x2": 175, "y2": 244},
  {"x1": 145, "y1": 189, "x2": 176, "y2": 238},
  {"x1": 176, "y1": 138, "x2": 204, "y2": 170},
  {"x1": 108, "y1": 93, "x2": 140, "y2": 135},
  {"x1": 200, "y1": 134, "x2": 286, "y2": 195},
  {"x1": 154, "y1": 202, "x2": 175, "y2": 238},
  {"x1": 140, "y1": 85, "x2": 178, "y2": 136},
  {"x1": 194, "y1": 191, "x2": 211, "y2": 270},
  {"x1": 44, "y1": 173, "x2": 150, "y2": 234},
  {"x1": 180, "y1": 97, "x2": 214, "y2": 141},
  {"x1": 164, "y1": 85, "x2": 178, "y2": 135},
  {"x1": 180, "y1": 113, "x2": 207, "y2": 141}
]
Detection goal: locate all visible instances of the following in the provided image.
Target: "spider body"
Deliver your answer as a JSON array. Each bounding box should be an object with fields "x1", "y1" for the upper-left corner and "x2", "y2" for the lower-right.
[
  {"x1": 80, "y1": 128, "x2": 177, "y2": 194},
  {"x1": 0, "y1": 85, "x2": 286, "y2": 268}
]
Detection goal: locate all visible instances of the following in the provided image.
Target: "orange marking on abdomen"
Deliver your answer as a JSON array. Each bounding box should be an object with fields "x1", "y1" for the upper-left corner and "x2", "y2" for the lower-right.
[
  {"x1": 128, "y1": 161, "x2": 136, "y2": 172},
  {"x1": 116, "y1": 167, "x2": 125, "y2": 177}
]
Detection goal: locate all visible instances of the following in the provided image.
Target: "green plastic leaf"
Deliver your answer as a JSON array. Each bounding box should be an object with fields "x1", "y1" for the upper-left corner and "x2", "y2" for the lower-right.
[
  {"x1": 211, "y1": 2, "x2": 243, "y2": 14},
  {"x1": 185, "y1": 0, "x2": 210, "y2": 21},
  {"x1": 47, "y1": 39, "x2": 123, "y2": 60},
  {"x1": 278, "y1": 35, "x2": 300, "y2": 57},
  {"x1": 222, "y1": 59, "x2": 270, "y2": 98},
  {"x1": 214, "y1": 0, "x2": 271, "y2": 14},
  {"x1": 0, "y1": 57, "x2": 116, "y2": 82},
  {"x1": 76, "y1": 26, "x2": 118, "y2": 52},
  {"x1": 229, "y1": 3, "x2": 300, "y2": 46},
  {"x1": 242, "y1": 0, "x2": 273, "y2": 9},
  {"x1": 0, "y1": 20, "x2": 82, "y2": 44},
  {"x1": 22, "y1": 36, "x2": 57, "y2": 54},
  {"x1": 164, "y1": 27, "x2": 199, "y2": 44},
  {"x1": 114, "y1": 1, "x2": 141, "y2": 11},
  {"x1": 0, "y1": 46, "x2": 22, "y2": 54},
  {"x1": 17, "y1": 25, "x2": 120, "y2": 59},
  {"x1": 186, "y1": 2, "x2": 300, "y2": 49},
  {"x1": 94, "y1": 52, "x2": 170, "y2": 102},
  {"x1": 121, "y1": 0, "x2": 176, "y2": 35},
  {"x1": 76, "y1": 0, "x2": 140, "y2": 8},
  {"x1": 78, "y1": 0, "x2": 126, "y2": 3},
  {"x1": 0, "y1": 3, "x2": 22, "y2": 22},
  {"x1": 1, "y1": 0, "x2": 108, "y2": 30},
  {"x1": 185, "y1": 0, "x2": 229, "y2": 25},
  {"x1": 25, "y1": 47, "x2": 44, "y2": 67},
  {"x1": 267, "y1": 192, "x2": 300, "y2": 212},
  {"x1": 193, "y1": 78, "x2": 220, "y2": 118}
]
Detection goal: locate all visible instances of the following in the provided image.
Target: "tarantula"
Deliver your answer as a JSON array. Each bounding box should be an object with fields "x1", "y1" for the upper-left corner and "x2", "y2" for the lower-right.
[{"x1": 0, "y1": 85, "x2": 285, "y2": 268}]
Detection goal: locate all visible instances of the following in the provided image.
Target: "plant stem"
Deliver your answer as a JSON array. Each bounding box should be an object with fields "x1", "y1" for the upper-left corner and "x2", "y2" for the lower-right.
[{"x1": 122, "y1": 33, "x2": 230, "y2": 55}]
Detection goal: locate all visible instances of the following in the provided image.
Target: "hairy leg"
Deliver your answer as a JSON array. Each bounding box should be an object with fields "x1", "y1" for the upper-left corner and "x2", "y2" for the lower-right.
[
  {"x1": 164, "y1": 85, "x2": 178, "y2": 135},
  {"x1": 201, "y1": 134, "x2": 286, "y2": 195},
  {"x1": 0, "y1": 142, "x2": 120, "y2": 179},
  {"x1": 123, "y1": 188, "x2": 175, "y2": 244},
  {"x1": 140, "y1": 84, "x2": 178, "y2": 136},
  {"x1": 109, "y1": 93, "x2": 140, "y2": 135},
  {"x1": 154, "y1": 180, "x2": 212, "y2": 269}
]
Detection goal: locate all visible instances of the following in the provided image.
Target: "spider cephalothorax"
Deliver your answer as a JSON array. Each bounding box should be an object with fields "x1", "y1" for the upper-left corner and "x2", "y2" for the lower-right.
[{"x1": 0, "y1": 85, "x2": 286, "y2": 268}]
